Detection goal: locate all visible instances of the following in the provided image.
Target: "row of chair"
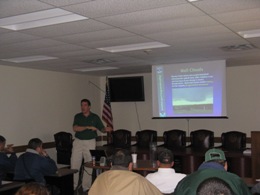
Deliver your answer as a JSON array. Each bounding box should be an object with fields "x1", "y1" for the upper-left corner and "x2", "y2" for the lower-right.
[
  {"x1": 53, "y1": 129, "x2": 247, "y2": 165},
  {"x1": 107, "y1": 129, "x2": 247, "y2": 151}
]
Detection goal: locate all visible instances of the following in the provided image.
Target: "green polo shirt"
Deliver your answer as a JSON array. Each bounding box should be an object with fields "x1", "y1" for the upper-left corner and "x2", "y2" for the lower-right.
[{"x1": 73, "y1": 112, "x2": 105, "y2": 140}]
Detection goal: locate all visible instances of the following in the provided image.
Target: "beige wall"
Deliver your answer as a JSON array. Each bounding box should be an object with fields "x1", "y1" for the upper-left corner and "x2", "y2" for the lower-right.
[
  {"x1": 0, "y1": 65, "x2": 102, "y2": 146},
  {"x1": 1, "y1": 64, "x2": 259, "y2": 149},
  {"x1": 104, "y1": 64, "x2": 260, "y2": 138}
]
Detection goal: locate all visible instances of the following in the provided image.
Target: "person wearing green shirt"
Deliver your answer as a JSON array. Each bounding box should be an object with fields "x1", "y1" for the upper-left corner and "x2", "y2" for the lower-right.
[
  {"x1": 174, "y1": 148, "x2": 251, "y2": 195},
  {"x1": 71, "y1": 99, "x2": 112, "y2": 192}
]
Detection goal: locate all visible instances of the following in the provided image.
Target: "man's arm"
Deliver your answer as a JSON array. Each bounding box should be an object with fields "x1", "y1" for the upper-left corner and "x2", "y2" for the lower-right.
[{"x1": 73, "y1": 125, "x2": 98, "y2": 132}]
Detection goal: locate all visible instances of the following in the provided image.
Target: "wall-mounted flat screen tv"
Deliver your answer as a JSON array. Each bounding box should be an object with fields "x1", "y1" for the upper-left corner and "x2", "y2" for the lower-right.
[{"x1": 108, "y1": 76, "x2": 145, "y2": 102}]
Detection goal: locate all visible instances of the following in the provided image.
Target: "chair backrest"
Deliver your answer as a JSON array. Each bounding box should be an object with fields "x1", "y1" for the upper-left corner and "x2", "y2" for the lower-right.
[
  {"x1": 135, "y1": 130, "x2": 157, "y2": 148},
  {"x1": 54, "y1": 131, "x2": 73, "y2": 165},
  {"x1": 190, "y1": 129, "x2": 214, "y2": 150},
  {"x1": 111, "y1": 129, "x2": 131, "y2": 148},
  {"x1": 163, "y1": 129, "x2": 186, "y2": 149},
  {"x1": 221, "y1": 131, "x2": 246, "y2": 151}
]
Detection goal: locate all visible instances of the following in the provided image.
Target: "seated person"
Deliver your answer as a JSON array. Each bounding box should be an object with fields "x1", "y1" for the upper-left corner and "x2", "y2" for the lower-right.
[
  {"x1": 146, "y1": 149, "x2": 186, "y2": 194},
  {"x1": 14, "y1": 138, "x2": 57, "y2": 184},
  {"x1": 174, "y1": 148, "x2": 251, "y2": 195},
  {"x1": 89, "y1": 149, "x2": 162, "y2": 195},
  {"x1": 196, "y1": 177, "x2": 233, "y2": 195},
  {"x1": 0, "y1": 135, "x2": 17, "y2": 181},
  {"x1": 15, "y1": 182, "x2": 50, "y2": 195},
  {"x1": 251, "y1": 182, "x2": 260, "y2": 195}
]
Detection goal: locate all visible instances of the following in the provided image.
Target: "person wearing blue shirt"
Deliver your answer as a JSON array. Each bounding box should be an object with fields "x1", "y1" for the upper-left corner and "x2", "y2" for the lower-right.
[
  {"x1": 14, "y1": 138, "x2": 57, "y2": 184},
  {"x1": 0, "y1": 135, "x2": 17, "y2": 181}
]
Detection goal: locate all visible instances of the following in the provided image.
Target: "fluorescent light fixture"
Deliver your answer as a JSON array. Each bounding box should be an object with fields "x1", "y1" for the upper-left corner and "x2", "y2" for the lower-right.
[
  {"x1": 187, "y1": 0, "x2": 200, "y2": 2},
  {"x1": 238, "y1": 29, "x2": 260, "y2": 38},
  {"x1": 73, "y1": 67, "x2": 118, "y2": 72},
  {"x1": 0, "y1": 8, "x2": 88, "y2": 30},
  {"x1": 1, "y1": 55, "x2": 58, "y2": 63},
  {"x1": 97, "y1": 42, "x2": 170, "y2": 53}
]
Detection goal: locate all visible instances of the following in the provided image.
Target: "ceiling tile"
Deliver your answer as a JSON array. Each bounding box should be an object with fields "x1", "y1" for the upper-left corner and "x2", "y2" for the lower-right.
[
  {"x1": 193, "y1": 0, "x2": 260, "y2": 14},
  {"x1": 96, "y1": 4, "x2": 204, "y2": 27},
  {"x1": 64, "y1": 0, "x2": 186, "y2": 18},
  {"x1": 0, "y1": 0, "x2": 53, "y2": 18},
  {"x1": 21, "y1": 19, "x2": 114, "y2": 38},
  {"x1": 125, "y1": 16, "x2": 219, "y2": 35},
  {"x1": 213, "y1": 8, "x2": 260, "y2": 24},
  {"x1": 55, "y1": 28, "x2": 136, "y2": 44}
]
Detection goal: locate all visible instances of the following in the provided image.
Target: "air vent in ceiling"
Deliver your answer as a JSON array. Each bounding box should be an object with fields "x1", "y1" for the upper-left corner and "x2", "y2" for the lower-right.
[
  {"x1": 220, "y1": 44, "x2": 257, "y2": 51},
  {"x1": 84, "y1": 58, "x2": 115, "y2": 64}
]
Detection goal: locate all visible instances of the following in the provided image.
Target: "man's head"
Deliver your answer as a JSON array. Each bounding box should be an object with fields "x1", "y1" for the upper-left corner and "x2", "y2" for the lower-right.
[
  {"x1": 196, "y1": 177, "x2": 233, "y2": 195},
  {"x1": 28, "y1": 138, "x2": 43, "y2": 154},
  {"x1": 157, "y1": 149, "x2": 174, "y2": 168},
  {"x1": 15, "y1": 182, "x2": 50, "y2": 195},
  {"x1": 0, "y1": 135, "x2": 6, "y2": 151},
  {"x1": 81, "y1": 99, "x2": 91, "y2": 115},
  {"x1": 112, "y1": 149, "x2": 133, "y2": 171},
  {"x1": 205, "y1": 148, "x2": 227, "y2": 170}
]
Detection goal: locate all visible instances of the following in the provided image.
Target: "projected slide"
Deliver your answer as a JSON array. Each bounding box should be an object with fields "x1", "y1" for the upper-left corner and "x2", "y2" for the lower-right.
[
  {"x1": 172, "y1": 73, "x2": 213, "y2": 114},
  {"x1": 152, "y1": 60, "x2": 227, "y2": 118}
]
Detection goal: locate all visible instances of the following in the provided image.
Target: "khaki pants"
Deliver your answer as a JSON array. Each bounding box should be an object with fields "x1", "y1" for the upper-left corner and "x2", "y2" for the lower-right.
[{"x1": 71, "y1": 138, "x2": 96, "y2": 190}]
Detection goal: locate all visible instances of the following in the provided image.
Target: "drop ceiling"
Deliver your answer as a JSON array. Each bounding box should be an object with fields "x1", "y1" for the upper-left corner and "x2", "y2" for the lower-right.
[{"x1": 0, "y1": 0, "x2": 260, "y2": 76}]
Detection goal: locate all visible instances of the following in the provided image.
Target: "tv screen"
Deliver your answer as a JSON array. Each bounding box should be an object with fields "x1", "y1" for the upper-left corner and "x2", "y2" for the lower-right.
[{"x1": 108, "y1": 76, "x2": 145, "y2": 102}]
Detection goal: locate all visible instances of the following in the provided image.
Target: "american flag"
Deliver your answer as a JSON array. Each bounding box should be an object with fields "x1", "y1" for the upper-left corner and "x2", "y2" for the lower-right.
[{"x1": 102, "y1": 78, "x2": 113, "y2": 128}]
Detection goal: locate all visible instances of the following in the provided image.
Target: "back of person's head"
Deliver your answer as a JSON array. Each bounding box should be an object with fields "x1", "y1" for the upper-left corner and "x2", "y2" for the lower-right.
[
  {"x1": 15, "y1": 182, "x2": 50, "y2": 195},
  {"x1": 81, "y1": 99, "x2": 91, "y2": 106},
  {"x1": 0, "y1": 135, "x2": 6, "y2": 143},
  {"x1": 158, "y1": 149, "x2": 174, "y2": 164},
  {"x1": 0, "y1": 135, "x2": 6, "y2": 151},
  {"x1": 28, "y1": 138, "x2": 43, "y2": 150},
  {"x1": 112, "y1": 149, "x2": 132, "y2": 167},
  {"x1": 197, "y1": 177, "x2": 233, "y2": 195},
  {"x1": 205, "y1": 148, "x2": 226, "y2": 166}
]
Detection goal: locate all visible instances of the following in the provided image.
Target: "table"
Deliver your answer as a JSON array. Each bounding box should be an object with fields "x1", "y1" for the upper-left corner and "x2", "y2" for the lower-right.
[
  {"x1": 96, "y1": 145, "x2": 252, "y2": 177},
  {"x1": 85, "y1": 159, "x2": 158, "y2": 181},
  {"x1": 45, "y1": 168, "x2": 78, "y2": 195},
  {"x1": 85, "y1": 160, "x2": 158, "y2": 172},
  {"x1": 0, "y1": 181, "x2": 24, "y2": 195}
]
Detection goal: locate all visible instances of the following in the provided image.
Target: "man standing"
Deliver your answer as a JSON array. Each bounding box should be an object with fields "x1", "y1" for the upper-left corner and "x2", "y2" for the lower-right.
[
  {"x1": 14, "y1": 138, "x2": 57, "y2": 184},
  {"x1": 0, "y1": 135, "x2": 17, "y2": 181},
  {"x1": 71, "y1": 99, "x2": 112, "y2": 192},
  {"x1": 89, "y1": 149, "x2": 162, "y2": 195},
  {"x1": 174, "y1": 148, "x2": 251, "y2": 195},
  {"x1": 146, "y1": 149, "x2": 186, "y2": 194}
]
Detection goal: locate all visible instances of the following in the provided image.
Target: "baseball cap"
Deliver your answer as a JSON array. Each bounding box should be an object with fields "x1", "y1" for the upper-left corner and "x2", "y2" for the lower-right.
[
  {"x1": 158, "y1": 149, "x2": 173, "y2": 164},
  {"x1": 205, "y1": 148, "x2": 226, "y2": 162}
]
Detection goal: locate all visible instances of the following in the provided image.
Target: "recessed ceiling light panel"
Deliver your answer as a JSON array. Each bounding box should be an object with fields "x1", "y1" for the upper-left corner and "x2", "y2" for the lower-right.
[
  {"x1": 0, "y1": 8, "x2": 88, "y2": 30},
  {"x1": 97, "y1": 42, "x2": 170, "y2": 53},
  {"x1": 1, "y1": 55, "x2": 58, "y2": 63},
  {"x1": 238, "y1": 29, "x2": 260, "y2": 38}
]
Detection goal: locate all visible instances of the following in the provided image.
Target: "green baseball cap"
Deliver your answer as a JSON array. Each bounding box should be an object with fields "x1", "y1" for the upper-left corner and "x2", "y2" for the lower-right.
[{"x1": 205, "y1": 148, "x2": 226, "y2": 162}]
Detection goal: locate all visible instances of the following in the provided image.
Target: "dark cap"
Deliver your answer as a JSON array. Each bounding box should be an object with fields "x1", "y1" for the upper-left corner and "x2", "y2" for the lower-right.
[{"x1": 158, "y1": 149, "x2": 173, "y2": 164}]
